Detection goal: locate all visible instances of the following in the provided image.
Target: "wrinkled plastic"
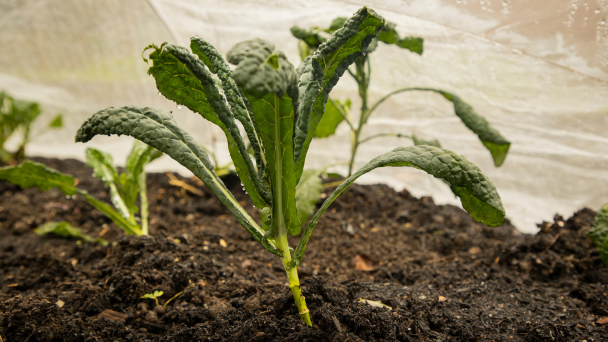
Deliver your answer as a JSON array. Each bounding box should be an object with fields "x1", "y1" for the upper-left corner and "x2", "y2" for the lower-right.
[{"x1": 1, "y1": 0, "x2": 607, "y2": 232}]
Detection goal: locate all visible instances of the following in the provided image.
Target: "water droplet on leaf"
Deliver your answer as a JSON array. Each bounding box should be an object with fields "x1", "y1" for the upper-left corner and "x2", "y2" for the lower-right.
[{"x1": 177, "y1": 104, "x2": 182, "y2": 109}]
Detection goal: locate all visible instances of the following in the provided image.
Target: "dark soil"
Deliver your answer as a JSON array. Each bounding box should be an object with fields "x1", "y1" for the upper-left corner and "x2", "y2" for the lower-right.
[{"x1": 0, "y1": 157, "x2": 606, "y2": 342}]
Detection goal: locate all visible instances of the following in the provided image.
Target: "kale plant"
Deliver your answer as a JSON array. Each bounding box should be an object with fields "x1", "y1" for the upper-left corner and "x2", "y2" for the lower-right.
[
  {"x1": 0, "y1": 92, "x2": 62, "y2": 163},
  {"x1": 0, "y1": 141, "x2": 161, "y2": 236},
  {"x1": 291, "y1": 18, "x2": 511, "y2": 177},
  {"x1": 74, "y1": 7, "x2": 506, "y2": 325}
]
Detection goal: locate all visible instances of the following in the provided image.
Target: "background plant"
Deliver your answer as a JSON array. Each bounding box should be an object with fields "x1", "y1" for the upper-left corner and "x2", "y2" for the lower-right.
[
  {"x1": 291, "y1": 18, "x2": 511, "y2": 177},
  {"x1": 0, "y1": 92, "x2": 63, "y2": 163},
  {"x1": 589, "y1": 203, "x2": 608, "y2": 267},
  {"x1": 0, "y1": 141, "x2": 161, "y2": 236},
  {"x1": 73, "y1": 7, "x2": 506, "y2": 326},
  {"x1": 86, "y1": 141, "x2": 162, "y2": 235}
]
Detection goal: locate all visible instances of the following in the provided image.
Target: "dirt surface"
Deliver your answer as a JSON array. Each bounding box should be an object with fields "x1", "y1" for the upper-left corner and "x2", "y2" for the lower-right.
[{"x1": 0, "y1": 157, "x2": 606, "y2": 341}]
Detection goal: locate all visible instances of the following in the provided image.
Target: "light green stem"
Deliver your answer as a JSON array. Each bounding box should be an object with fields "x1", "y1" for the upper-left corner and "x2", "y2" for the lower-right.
[
  {"x1": 139, "y1": 171, "x2": 149, "y2": 235},
  {"x1": 347, "y1": 56, "x2": 369, "y2": 178},
  {"x1": 272, "y1": 94, "x2": 312, "y2": 326}
]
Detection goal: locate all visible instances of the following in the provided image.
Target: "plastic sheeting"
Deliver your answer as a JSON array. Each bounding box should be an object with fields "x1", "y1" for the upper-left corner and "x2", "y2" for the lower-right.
[{"x1": 1, "y1": 0, "x2": 607, "y2": 232}]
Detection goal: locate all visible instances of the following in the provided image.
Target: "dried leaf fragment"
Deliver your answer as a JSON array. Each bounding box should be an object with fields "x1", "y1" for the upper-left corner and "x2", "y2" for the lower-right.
[{"x1": 352, "y1": 254, "x2": 377, "y2": 271}]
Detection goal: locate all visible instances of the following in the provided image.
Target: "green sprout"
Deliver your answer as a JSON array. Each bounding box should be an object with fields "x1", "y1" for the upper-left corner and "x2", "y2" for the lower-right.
[
  {"x1": 141, "y1": 290, "x2": 164, "y2": 306},
  {"x1": 74, "y1": 7, "x2": 506, "y2": 326}
]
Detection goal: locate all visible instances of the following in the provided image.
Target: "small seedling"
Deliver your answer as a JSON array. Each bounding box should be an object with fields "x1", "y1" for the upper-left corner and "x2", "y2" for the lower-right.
[
  {"x1": 292, "y1": 18, "x2": 511, "y2": 177},
  {"x1": 141, "y1": 290, "x2": 164, "y2": 306},
  {"x1": 86, "y1": 141, "x2": 162, "y2": 235},
  {"x1": 0, "y1": 140, "x2": 162, "y2": 236},
  {"x1": 0, "y1": 92, "x2": 63, "y2": 163},
  {"x1": 74, "y1": 7, "x2": 506, "y2": 326},
  {"x1": 589, "y1": 203, "x2": 608, "y2": 267}
]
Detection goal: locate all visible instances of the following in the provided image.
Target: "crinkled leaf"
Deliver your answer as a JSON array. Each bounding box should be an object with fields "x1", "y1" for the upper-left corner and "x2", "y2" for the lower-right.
[
  {"x1": 144, "y1": 43, "x2": 271, "y2": 209},
  {"x1": 249, "y1": 94, "x2": 301, "y2": 235},
  {"x1": 293, "y1": 7, "x2": 385, "y2": 182},
  {"x1": 35, "y1": 221, "x2": 108, "y2": 246},
  {"x1": 439, "y1": 91, "x2": 510, "y2": 167},
  {"x1": 589, "y1": 203, "x2": 608, "y2": 267},
  {"x1": 315, "y1": 99, "x2": 349, "y2": 138},
  {"x1": 75, "y1": 106, "x2": 280, "y2": 256},
  {"x1": 191, "y1": 37, "x2": 267, "y2": 178},
  {"x1": 292, "y1": 145, "x2": 505, "y2": 266},
  {"x1": 227, "y1": 38, "x2": 298, "y2": 100},
  {"x1": 295, "y1": 169, "x2": 323, "y2": 224}
]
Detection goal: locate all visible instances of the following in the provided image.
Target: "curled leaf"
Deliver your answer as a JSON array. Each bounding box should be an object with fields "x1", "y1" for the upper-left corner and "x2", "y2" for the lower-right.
[
  {"x1": 226, "y1": 38, "x2": 297, "y2": 99},
  {"x1": 292, "y1": 145, "x2": 506, "y2": 267}
]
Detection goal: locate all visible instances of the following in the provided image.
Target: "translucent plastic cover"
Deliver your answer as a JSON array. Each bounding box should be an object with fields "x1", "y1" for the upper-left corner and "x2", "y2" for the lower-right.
[{"x1": 1, "y1": 0, "x2": 607, "y2": 232}]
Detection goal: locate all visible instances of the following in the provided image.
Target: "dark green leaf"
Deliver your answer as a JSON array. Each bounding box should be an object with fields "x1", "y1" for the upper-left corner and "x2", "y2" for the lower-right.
[
  {"x1": 439, "y1": 91, "x2": 511, "y2": 166},
  {"x1": 369, "y1": 88, "x2": 510, "y2": 167},
  {"x1": 588, "y1": 203, "x2": 608, "y2": 267},
  {"x1": 144, "y1": 43, "x2": 271, "y2": 209},
  {"x1": 292, "y1": 145, "x2": 505, "y2": 266},
  {"x1": 35, "y1": 221, "x2": 108, "y2": 246},
  {"x1": 376, "y1": 22, "x2": 424, "y2": 54},
  {"x1": 249, "y1": 94, "x2": 301, "y2": 235},
  {"x1": 75, "y1": 106, "x2": 281, "y2": 256},
  {"x1": 396, "y1": 37, "x2": 423, "y2": 55},
  {"x1": 290, "y1": 27, "x2": 327, "y2": 48},
  {"x1": 191, "y1": 37, "x2": 267, "y2": 179},
  {"x1": 293, "y1": 7, "x2": 386, "y2": 182},
  {"x1": 315, "y1": 99, "x2": 349, "y2": 138}
]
